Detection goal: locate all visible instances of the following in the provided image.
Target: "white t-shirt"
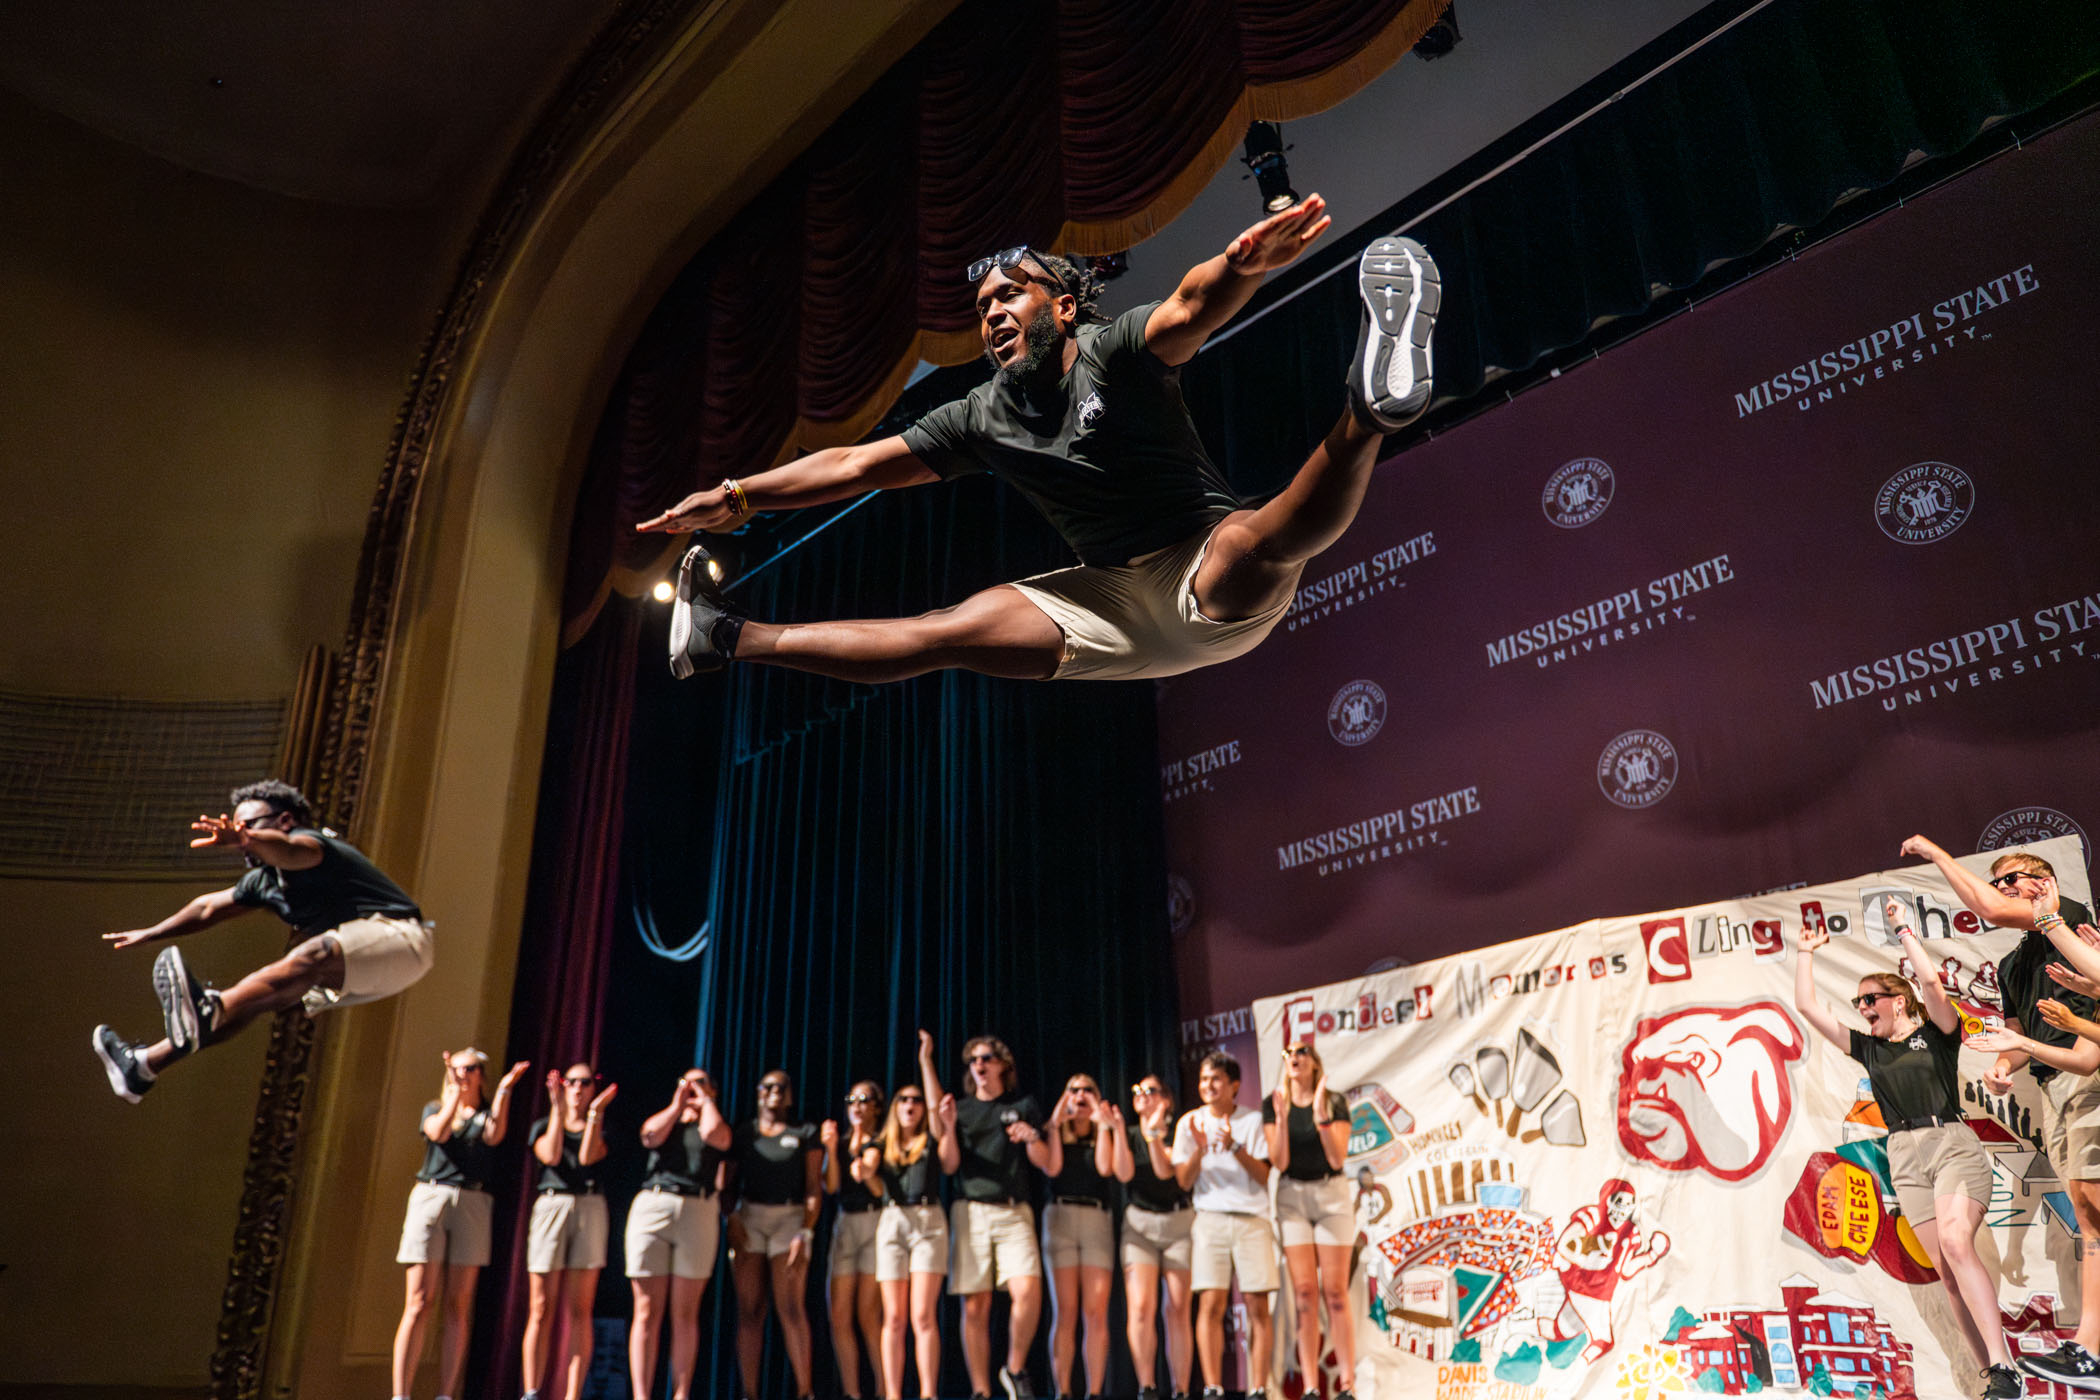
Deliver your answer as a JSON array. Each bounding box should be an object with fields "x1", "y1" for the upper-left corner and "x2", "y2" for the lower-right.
[{"x1": 1171, "y1": 1104, "x2": 1269, "y2": 1214}]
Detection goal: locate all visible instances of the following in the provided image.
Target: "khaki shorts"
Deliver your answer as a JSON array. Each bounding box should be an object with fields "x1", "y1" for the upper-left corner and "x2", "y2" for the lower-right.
[
  {"x1": 1886, "y1": 1125, "x2": 1992, "y2": 1226},
  {"x1": 1121, "y1": 1205, "x2": 1194, "y2": 1273},
  {"x1": 734, "y1": 1201, "x2": 811, "y2": 1258},
  {"x1": 1191, "y1": 1210, "x2": 1278, "y2": 1294},
  {"x1": 1044, "y1": 1200, "x2": 1115, "y2": 1271},
  {"x1": 2042, "y1": 1073, "x2": 2100, "y2": 1182},
  {"x1": 1010, "y1": 523, "x2": 1303, "y2": 682},
  {"x1": 876, "y1": 1203, "x2": 949, "y2": 1282},
  {"x1": 397, "y1": 1181, "x2": 492, "y2": 1267},
  {"x1": 625, "y1": 1189, "x2": 720, "y2": 1281},
  {"x1": 527, "y1": 1192, "x2": 609, "y2": 1274},
  {"x1": 950, "y1": 1200, "x2": 1041, "y2": 1294},
  {"x1": 304, "y1": 915, "x2": 435, "y2": 1013},
  {"x1": 1275, "y1": 1175, "x2": 1356, "y2": 1249},
  {"x1": 831, "y1": 1208, "x2": 882, "y2": 1277}
]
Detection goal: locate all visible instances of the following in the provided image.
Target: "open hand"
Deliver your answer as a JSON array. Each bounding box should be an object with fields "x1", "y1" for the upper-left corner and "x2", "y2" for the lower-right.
[
  {"x1": 102, "y1": 929, "x2": 154, "y2": 950},
  {"x1": 2048, "y1": 963, "x2": 2100, "y2": 998},
  {"x1": 1224, "y1": 194, "x2": 1332, "y2": 276},
  {"x1": 189, "y1": 813, "x2": 245, "y2": 849},
  {"x1": 499, "y1": 1062, "x2": 530, "y2": 1093},
  {"x1": 636, "y1": 484, "x2": 747, "y2": 535},
  {"x1": 2033, "y1": 878, "x2": 2063, "y2": 921},
  {"x1": 936, "y1": 1093, "x2": 958, "y2": 1133},
  {"x1": 1966, "y1": 1029, "x2": 2022, "y2": 1056},
  {"x1": 589, "y1": 1083, "x2": 619, "y2": 1114},
  {"x1": 545, "y1": 1069, "x2": 565, "y2": 1099}
]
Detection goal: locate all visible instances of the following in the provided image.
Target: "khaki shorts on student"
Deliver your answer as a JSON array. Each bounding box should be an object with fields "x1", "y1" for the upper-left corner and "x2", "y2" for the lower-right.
[
  {"x1": 1010, "y1": 523, "x2": 1304, "y2": 682},
  {"x1": 831, "y1": 1209, "x2": 882, "y2": 1277},
  {"x1": 1043, "y1": 1200, "x2": 1115, "y2": 1271},
  {"x1": 304, "y1": 915, "x2": 435, "y2": 1013},
  {"x1": 876, "y1": 1203, "x2": 949, "y2": 1281},
  {"x1": 625, "y1": 1189, "x2": 720, "y2": 1280},
  {"x1": 734, "y1": 1201, "x2": 811, "y2": 1258},
  {"x1": 1886, "y1": 1124, "x2": 1992, "y2": 1226},
  {"x1": 1191, "y1": 1209, "x2": 1278, "y2": 1294},
  {"x1": 1121, "y1": 1204, "x2": 1194, "y2": 1273},
  {"x1": 527, "y1": 1192, "x2": 609, "y2": 1273},
  {"x1": 2042, "y1": 1072, "x2": 2100, "y2": 1181},
  {"x1": 397, "y1": 1182, "x2": 493, "y2": 1267},
  {"x1": 1275, "y1": 1175, "x2": 1356, "y2": 1249},
  {"x1": 950, "y1": 1199, "x2": 1040, "y2": 1294}
]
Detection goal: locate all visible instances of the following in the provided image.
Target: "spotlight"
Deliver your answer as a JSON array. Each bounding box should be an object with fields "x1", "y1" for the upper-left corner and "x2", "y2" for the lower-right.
[
  {"x1": 651, "y1": 580, "x2": 674, "y2": 603},
  {"x1": 1413, "y1": 3, "x2": 1461, "y2": 59},
  {"x1": 1239, "y1": 122, "x2": 1298, "y2": 214},
  {"x1": 706, "y1": 558, "x2": 726, "y2": 584}
]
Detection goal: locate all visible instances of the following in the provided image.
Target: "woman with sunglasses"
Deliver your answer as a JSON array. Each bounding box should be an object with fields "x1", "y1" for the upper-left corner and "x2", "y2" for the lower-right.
[
  {"x1": 1043, "y1": 1074, "x2": 1116, "y2": 1400},
  {"x1": 1112, "y1": 1074, "x2": 1192, "y2": 1400},
  {"x1": 1263, "y1": 1041, "x2": 1355, "y2": 1400},
  {"x1": 826, "y1": 1081, "x2": 888, "y2": 1400},
  {"x1": 522, "y1": 1063, "x2": 617, "y2": 1400},
  {"x1": 626, "y1": 1068, "x2": 732, "y2": 1400},
  {"x1": 1795, "y1": 907, "x2": 2019, "y2": 1399},
  {"x1": 872, "y1": 1032, "x2": 960, "y2": 1400},
  {"x1": 727, "y1": 1069, "x2": 822, "y2": 1400},
  {"x1": 392, "y1": 1048, "x2": 526, "y2": 1400}
]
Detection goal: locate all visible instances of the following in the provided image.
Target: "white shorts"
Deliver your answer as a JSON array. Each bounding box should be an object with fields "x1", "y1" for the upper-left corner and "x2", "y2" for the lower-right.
[
  {"x1": 527, "y1": 1192, "x2": 609, "y2": 1274},
  {"x1": 1191, "y1": 1210, "x2": 1278, "y2": 1294},
  {"x1": 1043, "y1": 1200, "x2": 1115, "y2": 1271},
  {"x1": 1010, "y1": 522, "x2": 1302, "y2": 681},
  {"x1": 1121, "y1": 1205, "x2": 1194, "y2": 1273},
  {"x1": 397, "y1": 1182, "x2": 492, "y2": 1267},
  {"x1": 304, "y1": 915, "x2": 435, "y2": 1013},
  {"x1": 735, "y1": 1201, "x2": 811, "y2": 1258},
  {"x1": 876, "y1": 1203, "x2": 949, "y2": 1282},
  {"x1": 950, "y1": 1200, "x2": 1041, "y2": 1294},
  {"x1": 1275, "y1": 1175, "x2": 1356, "y2": 1248},
  {"x1": 831, "y1": 1208, "x2": 882, "y2": 1277},
  {"x1": 625, "y1": 1189, "x2": 720, "y2": 1280}
]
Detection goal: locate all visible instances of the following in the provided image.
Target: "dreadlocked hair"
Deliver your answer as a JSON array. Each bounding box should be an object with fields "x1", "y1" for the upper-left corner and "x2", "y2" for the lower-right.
[{"x1": 1030, "y1": 252, "x2": 1108, "y2": 324}]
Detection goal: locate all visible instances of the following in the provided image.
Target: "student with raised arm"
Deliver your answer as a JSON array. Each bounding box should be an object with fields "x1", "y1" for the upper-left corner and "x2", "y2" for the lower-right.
[
  {"x1": 1173, "y1": 1051, "x2": 1275, "y2": 1400},
  {"x1": 948, "y1": 1035, "x2": 1056, "y2": 1400},
  {"x1": 1899, "y1": 837, "x2": 2100, "y2": 1390},
  {"x1": 1795, "y1": 906, "x2": 2018, "y2": 1398},
  {"x1": 1113, "y1": 1074, "x2": 1193, "y2": 1400},
  {"x1": 872, "y1": 1031, "x2": 959, "y2": 1400},
  {"x1": 626, "y1": 1068, "x2": 732, "y2": 1400},
  {"x1": 523, "y1": 1064, "x2": 617, "y2": 1400}
]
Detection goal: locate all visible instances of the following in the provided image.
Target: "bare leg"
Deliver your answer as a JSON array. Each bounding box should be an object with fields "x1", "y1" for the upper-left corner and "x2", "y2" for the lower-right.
[
  {"x1": 1051, "y1": 1264, "x2": 1081, "y2": 1394},
  {"x1": 1190, "y1": 410, "x2": 1385, "y2": 624},
  {"x1": 962, "y1": 1293, "x2": 995, "y2": 1396},
  {"x1": 631, "y1": 1275, "x2": 669, "y2": 1400},
  {"x1": 523, "y1": 1271, "x2": 557, "y2": 1396},
  {"x1": 1079, "y1": 1266, "x2": 1112, "y2": 1395},
  {"x1": 439, "y1": 1264, "x2": 479, "y2": 1397},
  {"x1": 909, "y1": 1274, "x2": 942, "y2": 1398},
  {"x1": 2077, "y1": 1179, "x2": 2100, "y2": 1352},
  {"x1": 1244, "y1": 1292, "x2": 1274, "y2": 1393},
  {"x1": 1316, "y1": 1244, "x2": 1356, "y2": 1390},
  {"x1": 1163, "y1": 1270, "x2": 1194, "y2": 1393},
  {"x1": 735, "y1": 586, "x2": 1064, "y2": 684},
  {"x1": 880, "y1": 1279, "x2": 911, "y2": 1400},
  {"x1": 668, "y1": 1275, "x2": 710, "y2": 1400},
  {"x1": 732, "y1": 1251, "x2": 768, "y2": 1397},
  {"x1": 140, "y1": 935, "x2": 344, "y2": 1073},
  {"x1": 392, "y1": 1263, "x2": 440, "y2": 1396},
  {"x1": 772, "y1": 1252, "x2": 817, "y2": 1395},
  {"x1": 1930, "y1": 1199, "x2": 2012, "y2": 1367},
  {"x1": 1284, "y1": 1244, "x2": 1324, "y2": 1396},
  {"x1": 1007, "y1": 1274, "x2": 1044, "y2": 1375},
  {"x1": 1124, "y1": 1262, "x2": 1162, "y2": 1389},
  {"x1": 1195, "y1": 1291, "x2": 1228, "y2": 1390},
  {"x1": 831, "y1": 1268, "x2": 867, "y2": 1398},
  {"x1": 857, "y1": 1276, "x2": 884, "y2": 1396},
  {"x1": 559, "y1": 1266, "x2": 601, "y2": 1400}
]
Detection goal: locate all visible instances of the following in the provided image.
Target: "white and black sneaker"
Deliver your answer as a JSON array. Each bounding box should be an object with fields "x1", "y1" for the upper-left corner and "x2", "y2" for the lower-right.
[
  {"x1": 2021, "y1": 1341, "x2": 2100, "y2": 1390},
  {"x1": 1349, "y1": 235, "x2": 1440, "y2": 431},
  {"x1": 152, "y1": 945, "x2": 206, "y2": 1055},
  {"x1": 667, "y1": 544, "x2": 743, "y2": 679},
  {"x1": 92, "y1": 1025, "x2": 154, "y2": 1102},
  {"x1": 998, "y1": 1365, "x2": 1037, "y2": 1400}
]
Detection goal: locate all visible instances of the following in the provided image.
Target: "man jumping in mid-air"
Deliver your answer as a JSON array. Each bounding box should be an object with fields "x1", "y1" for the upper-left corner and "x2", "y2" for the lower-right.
[{"x1": 638, "y1": 194, "x2": 1438, "y2": 684}]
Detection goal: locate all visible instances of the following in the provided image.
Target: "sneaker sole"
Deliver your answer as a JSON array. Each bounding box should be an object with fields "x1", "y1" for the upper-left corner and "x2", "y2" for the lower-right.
[
  {"x1": 1352, "y1": 236, "x2": 1439, "y2": 430},
  {"x1": 91, "y1": 1026, "x2": 142, "y2": 1103},
  {"x1": 153, "y1": 946, "x2": 200, "y2": 1053},
  {"x1": 667, "y1": 544, "x2": 725, "y2": 679}
]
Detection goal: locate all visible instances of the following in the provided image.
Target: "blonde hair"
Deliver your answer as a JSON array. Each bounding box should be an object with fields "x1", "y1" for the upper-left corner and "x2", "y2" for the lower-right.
[
  {"x1": 438, "y1": 1047, "x2": 490, "y2": 1128},
  {"x1": 1058, "y1": 1075, "x2": 1101, "y2": 1145},
  {"x1": 881, "y1": 1085, "x2": 930, "y2": 1168},
  {"x1": 1990, "y1": 851, "x2": 2056, "y2": 880}
]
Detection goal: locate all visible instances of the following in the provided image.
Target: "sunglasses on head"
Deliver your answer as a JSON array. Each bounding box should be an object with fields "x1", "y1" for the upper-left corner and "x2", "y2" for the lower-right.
[{"x1": 966, "y1": 246, "x2": 1070, "y2": 293}]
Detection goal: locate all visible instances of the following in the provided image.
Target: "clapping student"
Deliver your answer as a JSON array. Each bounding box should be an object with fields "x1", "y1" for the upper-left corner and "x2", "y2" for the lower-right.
[
  {"x1": 392, "y1": 1049, "x2": 526, "y2": 1400},
  {"x1": 874, "y1": 1032, "x2": 958, "y2": 1400},
  {"x1": 1264, "y1": 1042, "x2": 1355, "y2": 1400},
  {"x1": 523, "y1": 1064, "x2": 616, "y2": 1400},
  {"x1": 1113, "y1": 1074, "x2": 1193, "y2": 1400},
  {"x1": 1796, "y1": 907, "x2": 2017, "y2": 1399},
  {"x1": 827, "y1": 1083, "x2": 888, "y2": 1400},
  {"x1": 1043, "y1": 1075, "x2": 1116, "y2": 1400},
  {"x1": 1173, "y1": 1052, "x2": 1274, "y2": 1400},
  {"x1": 627, "y1": 1068, "x2": 732, "y2": 1400},
  {"x1": 727, "y1": 1070, "x2": 822, "y2": 1400}
]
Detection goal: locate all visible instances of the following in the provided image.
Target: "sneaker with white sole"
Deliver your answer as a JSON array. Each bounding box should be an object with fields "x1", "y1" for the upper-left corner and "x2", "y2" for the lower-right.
[
  {"x1": 1349, "y1": 235, "x2": 1440, "y2": 431},
  {"x1": 2021, "y1": 1341, "x2": 2100, "y2": 1390},
  {"x1": 92, "y1": 1025, "x2": 154, "y2": 1102},
  {"x1": 998, "y1": 1365, "x2": 1037, "y2": 1400},
  {"x1": 152, "y1": 946, "x2": 204, "y2": 1055},
  {"x1": 667, "y1": 544, "x2": 743, "y2": 679}
]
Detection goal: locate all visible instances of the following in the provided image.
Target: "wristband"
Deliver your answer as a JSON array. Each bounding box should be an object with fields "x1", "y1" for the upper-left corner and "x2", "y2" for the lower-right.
[{"x1": 723, "y1": 478, "x2": 752, "y2": 520}]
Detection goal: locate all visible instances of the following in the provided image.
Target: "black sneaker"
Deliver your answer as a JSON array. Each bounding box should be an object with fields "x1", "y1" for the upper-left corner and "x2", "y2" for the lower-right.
[
  {"x1": 2020, "y1": 1342, "x2": 2100, "y2": 1389},
  {"x1": 153, "y1": 946, "x2": 206, "y2": 1055},
  {"x1": 667, "y1": 544, "x2": 742, "y2": 679},
  {"x1": 1982, "y1": 1363, "x2": 2024, "y2": 1398},
  {"x1": 1349, "y1": 236, "x2": 1440, "y2": 432},
  {"x1": 999, "y1": 1366, "x2": 1037, "y2": 1400},
  {"x1": 1138, "y1": 1388, "x2": 1162, "y2": 1400},
  {"x1": 92, "y1": 1025, "x2": 154, "y2": 1102}
]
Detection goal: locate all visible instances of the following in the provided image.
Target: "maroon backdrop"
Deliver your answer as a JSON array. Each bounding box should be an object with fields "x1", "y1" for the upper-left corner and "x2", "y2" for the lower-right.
[{"x1": 1160, "y1": 112, "x2": 2100, "y2": 1027}]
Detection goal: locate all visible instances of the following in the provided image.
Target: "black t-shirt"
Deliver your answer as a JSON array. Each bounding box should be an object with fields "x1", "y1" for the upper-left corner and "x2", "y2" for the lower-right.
[
  {"x1": 1051, "y1": 1130, "x2": 1110, "y2": 1203},
  {"x1": 733, "y1": 1120, "x2": 816, "y2": 1205},
  {"x1": 1998, "y1": 897, "x2": 2099, "y2": 1084},
  {"x1": 879, "y1": 1145, "x2": 943, "y2": 1205},
  {"x1": 416, "y1": 1101, "x2": 494, "y2": 1187},
  {"x1": 954, "y1": 1091, "x2": 1043, "y2": 1201},
  {"x1": 899, "y1": 302, "x2": 1240, "y2": 568},
  {"x1": 529, "y1": 1117, "x2": 598, "y2": 1194},
  {"x1": 643, "y1": 1118, "x2": 724, "y2": 1195},
  {"x1": 1126, "y1": 1128, "x2": 1191, "y2": 1213},
  {"x1": 837, "y1": 1135, "x2": 881, "y2": 1211},
  {"x1": 230, "y1": 829, "x2": 420, "y2": 937},
  {"x1": 1849, "y1": 1023, "x2": 1965, "y2": 1124},
  {"x1": 1263, "y1": 1091, "x2": 1352, "y2": 1181}
]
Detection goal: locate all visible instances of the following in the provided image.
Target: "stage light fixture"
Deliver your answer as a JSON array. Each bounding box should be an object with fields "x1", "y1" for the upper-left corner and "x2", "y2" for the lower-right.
[
  {"x1": 1414, "y1": 3, "x2": 1461, "y2": 59},
  {"x1": 1239, "y1": 122, "x2": 1298, "y2": 213},
  {"x1": 651, "y1": 579, "x2": 674, "y2": 603},
  {"x1": 706, "y1": 557, "x2": 726, "y2": 584}
]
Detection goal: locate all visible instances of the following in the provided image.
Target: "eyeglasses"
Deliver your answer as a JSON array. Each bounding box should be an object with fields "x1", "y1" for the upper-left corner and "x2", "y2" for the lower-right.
[
  {"x1": 966, "y1": 246, "x2": 1068, "y2": 294},
  {"x1": 847, "y1": 1095, "x2": 879, "y2": 1105},
  {"x1": 1851, "y1": 992, "x2": 1896, "y2": 1010},
  {"x1": 1989, "y1": 870, "x2": 2037, "y2": 890},
  {"x1": 1131, "y1": 1085, "x2": 1161, "y2": 1097}
]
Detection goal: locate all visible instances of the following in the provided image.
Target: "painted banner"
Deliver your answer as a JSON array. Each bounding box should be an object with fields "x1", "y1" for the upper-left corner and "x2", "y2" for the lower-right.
[
  {"x1": 1161, "y1": 112, "x2": 2100, "y2": 1031},
  {"x1": 1248, "y1": 837, "x2": 2090, "y2": 1400}
]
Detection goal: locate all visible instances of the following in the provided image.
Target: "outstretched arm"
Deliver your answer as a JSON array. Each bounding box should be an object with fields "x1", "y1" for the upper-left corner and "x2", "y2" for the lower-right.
[
  {"x1": 1890, "y1": 912, "x2": 1960, "y2": 1036},
  {"x1": 636, "y1": 436, "x2": 936, "y2": 534},
  {"x1": 191, "y1": 814, "x2": 323, "y2": 871},
  {"x1": 103, "y1": 886, "x2": 246, "y2": 949},
  {"x1": 1145, "y1": 195, "x2": 1332, "y2": 367},
  {"x1": 1898, "y1": 834, "x2": 2034, "y2": 928},
  {"x1": 1792, "y1": 930, "x2": 1852, "y2": 1052}
]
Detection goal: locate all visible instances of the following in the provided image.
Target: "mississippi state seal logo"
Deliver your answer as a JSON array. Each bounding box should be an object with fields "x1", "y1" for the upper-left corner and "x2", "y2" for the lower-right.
[
  {"x1": 1167, "y1": 874, "x2": 1196, "y2": 936},
  {"x1": 1598, "y1": 730, "x2": 1677, "y2": 809},
  {"x1": 1077, "y1": 390, "x2": 1106, "y2": 428},
  {"x1": 1542, "y1": 458, "x2": 1615, "y2": 528},
  {"x1": 1980, "y1": 806, "x2": 2090, "y2": 869},
  {"x1": 1875, "y1": 461, "x2": 1973, "y2": 544},
  {"x1": 1328, "y1": 680, "x2": 1387, "y2": 746}
]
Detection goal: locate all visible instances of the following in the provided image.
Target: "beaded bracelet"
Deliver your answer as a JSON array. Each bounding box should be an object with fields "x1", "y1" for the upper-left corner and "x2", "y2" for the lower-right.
[{"x1": 723, "y1": 477, "x2": 752, "y2": 519}]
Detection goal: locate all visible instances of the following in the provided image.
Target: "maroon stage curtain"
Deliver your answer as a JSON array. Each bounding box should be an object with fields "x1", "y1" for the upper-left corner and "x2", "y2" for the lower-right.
[{"x1": 563, "y1": 0, "x2": 1449, "y2": 642}]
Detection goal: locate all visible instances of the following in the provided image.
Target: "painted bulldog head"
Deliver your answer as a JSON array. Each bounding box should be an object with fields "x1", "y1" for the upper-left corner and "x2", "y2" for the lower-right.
[{"x1": 1616, "y1": 1002, "x2": 1804, "y2": 1182}]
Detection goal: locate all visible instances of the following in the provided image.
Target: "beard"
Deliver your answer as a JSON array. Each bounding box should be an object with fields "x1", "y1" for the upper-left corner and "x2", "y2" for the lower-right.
[{"x1": 987, "y1": 304, "x2": 1064, "y2": 387}]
